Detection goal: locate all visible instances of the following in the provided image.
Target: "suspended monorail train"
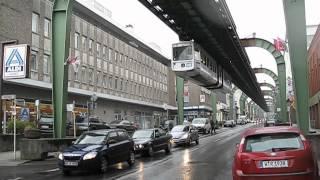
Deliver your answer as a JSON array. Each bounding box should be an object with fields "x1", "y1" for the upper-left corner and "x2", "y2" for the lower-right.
[{"x1": 172, "y1": 41, "x2": 231, "y2": 92}]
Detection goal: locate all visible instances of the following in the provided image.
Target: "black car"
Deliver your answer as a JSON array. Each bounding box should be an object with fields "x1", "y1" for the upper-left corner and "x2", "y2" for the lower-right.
[
  {"x1": 132, "y1": 128, "x2": 172, "y2": 156},
  {"x1": 58, "y1": 129, "x2": 135, "y2": 175},
  {"x1": 170, "y1": 124, "x2": 199, "y2": 146},
  {"x1": 108, "y1": 120, "x2": 138, "y2": 135},
  {"x1": 72, "y1": 116, "x2": 110, "y2": 132}
]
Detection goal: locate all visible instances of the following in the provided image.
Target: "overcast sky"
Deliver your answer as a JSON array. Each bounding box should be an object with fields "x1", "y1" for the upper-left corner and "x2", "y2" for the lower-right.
[{"x1": 86, "y1": 0, "x2": 320, "y2": 87}]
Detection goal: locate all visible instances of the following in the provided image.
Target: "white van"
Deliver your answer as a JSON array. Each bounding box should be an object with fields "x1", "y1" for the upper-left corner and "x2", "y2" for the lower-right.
[{"x1": 191, "y1": 118, "x2": 211, "y2": 134}]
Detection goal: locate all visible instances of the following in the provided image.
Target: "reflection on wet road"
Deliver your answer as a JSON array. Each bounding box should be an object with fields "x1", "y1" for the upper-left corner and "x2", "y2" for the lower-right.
[{"x1": 0, "y1": 124, "x2": 253, "y2": 180}]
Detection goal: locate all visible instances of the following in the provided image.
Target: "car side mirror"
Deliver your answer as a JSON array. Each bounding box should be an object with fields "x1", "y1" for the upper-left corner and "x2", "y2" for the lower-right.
[
  {"x1": 71, "y1": 141, "x2": 75, "y2": 144},
  {"x1": 236, "y1": 143, "x2": 240, "y2": 148},
  {"x1": 155, "y1": 134, "x2": 160, "y2": 138}
]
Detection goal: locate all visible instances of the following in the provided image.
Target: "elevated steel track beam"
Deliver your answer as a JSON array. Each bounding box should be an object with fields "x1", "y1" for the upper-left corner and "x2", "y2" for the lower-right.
[{"x1": 138, "y1": 0, "x2": 267, "y2": 111}]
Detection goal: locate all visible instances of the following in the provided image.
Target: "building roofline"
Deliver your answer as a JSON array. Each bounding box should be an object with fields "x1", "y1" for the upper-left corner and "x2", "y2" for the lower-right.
[{"x1": 73, "y1": 1, "x2": 171, "y2": 66}]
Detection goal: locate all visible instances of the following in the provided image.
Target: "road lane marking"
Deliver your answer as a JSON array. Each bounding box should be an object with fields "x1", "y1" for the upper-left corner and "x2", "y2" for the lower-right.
[
  {"x1": 44, "y1": 168, "x2": 59, "y2": 172},
  {"x1": 38, "y1": 168, "x2": 60, "y2": 174},
  {"x1": 190, "y1": 147, "x2": 200, "y2": 152},
  {"x1": 7, "y1": 177, "x2": 23, "y2": 180}
]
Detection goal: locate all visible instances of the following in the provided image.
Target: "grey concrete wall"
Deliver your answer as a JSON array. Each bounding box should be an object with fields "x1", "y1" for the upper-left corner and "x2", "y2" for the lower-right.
[
  {"x1": 20, "y1": 138, "x2": 76, "y2": 160},
  {"x1": 0, "y1": 134, "x2": 23, "y2": 152},
  {"x1": 0, "y1": 0, "x2": 32, "y2": 44},
  {"x1": 307, "y1": 134, "x2": 320, "y2": 161}
]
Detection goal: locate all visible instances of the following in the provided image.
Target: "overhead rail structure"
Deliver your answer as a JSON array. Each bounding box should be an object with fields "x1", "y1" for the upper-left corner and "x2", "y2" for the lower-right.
[{"x1": 138, "y1": 0, "x2": 267, "y2": 111}]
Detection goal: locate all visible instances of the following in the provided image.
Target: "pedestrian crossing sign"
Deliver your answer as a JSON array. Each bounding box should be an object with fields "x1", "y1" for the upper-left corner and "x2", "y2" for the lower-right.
[{"x1": 3, "y1": 44, "x2": 29, "y2": 79}]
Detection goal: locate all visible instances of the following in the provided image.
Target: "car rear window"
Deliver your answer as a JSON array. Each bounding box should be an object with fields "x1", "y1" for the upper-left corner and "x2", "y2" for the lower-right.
[{"x1": 244, "y1": 133, "x2": 303, "y2": 152}]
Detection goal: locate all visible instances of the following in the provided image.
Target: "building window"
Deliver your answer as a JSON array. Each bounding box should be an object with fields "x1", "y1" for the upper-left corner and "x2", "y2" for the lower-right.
[
  {"x1": 30, "y1": 51, "x2": 38, "y2": 71},
  {"x1": 44, "y1": 18, "x2": 50, "y2": 37},
  {"x1": 96, "y1": 71, "x2": 101, "y2": 86},
  {"x1": 81, "y1": 67, "x2": 86, "y2": 83},
  {"x1": 43, "y1": 54, "x2": 50, "y2": 74},
  {"x1": 103, "y1": 74, "x2": 107, "y2": 88},
  {"x1": 88, "y1": 68, "x2": 94, "y2": 85},
  {"x1": 119, "y1": 54, "x2": 123, "y2": 65},
  {"x1": 32, "y1": 13, "x2": 39, "y2": 33},
  {"x1": 115, "y1": 78, "x2": 118, "y2": 90},
  {"x1": 74, "y1": 33, "x2": 80, "y2": 49},
  {"x1": 114, "y1": 51, "x2": 118, "y2": 63},
  {"x1": 108, "y1": 76, "x2": 113, "y2": 88},
  {"x1": 89, "y1": 39, "x2": 93, "y2": 54},
  {"x1": 82, "y1": 36, "x2": 87, "y2": 51},
  {"x1": 103, "y1": 46, "x2": 107, "y2": 58},
  {"x1": 109, "y1": 48, "x2": 112, "y2": 61},
  {"x1": 96, "y1": 43, "x2": 101, "y2": 57},
  {"x1": 120, "y1": 79, "x2": 123, "y2": 91}
]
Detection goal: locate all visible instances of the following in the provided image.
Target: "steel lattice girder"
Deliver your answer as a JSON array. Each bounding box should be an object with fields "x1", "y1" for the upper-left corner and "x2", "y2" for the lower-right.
[
  {"x1": 241, "y1": 38, "x2": 287, "y2": 122},
  {"x1": 259, "y1": 82, "x2": 276, "y2": 91},
  {"x1": 253, "y1": 67, "x2": 284, "y2": 119}
]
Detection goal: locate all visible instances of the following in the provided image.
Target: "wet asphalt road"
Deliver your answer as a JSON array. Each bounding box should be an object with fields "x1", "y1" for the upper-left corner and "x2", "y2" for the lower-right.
[{"x1": 0, "y1": 124, "x2": 255, "y2": 180}]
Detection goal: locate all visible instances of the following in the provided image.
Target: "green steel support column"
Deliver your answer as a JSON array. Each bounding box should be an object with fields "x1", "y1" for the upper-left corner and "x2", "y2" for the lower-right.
[
  {"x1": 283, "y1": 0, "x2": 309, "y2": 134},
  {"x1": 52, "y1": 0, "x2": 73, "y2": 138},
  {"x1": 229, "y1": 94, "x2": 233, "y2": 120},
  {"x1": 176, "y1": 76, "x2": 184, "y2": 125},
  {"x1": 240, "y1": 94, "x2": 247, "y2": 115},
  {"x1": 248, "y1": 103, "x2": 252, "y2": 119},
  {"x1": 211, "y1": 91, "x2": 217, "y2": 122},
  {"x1": 278, "y1": 64, "x2": 287, "y2": 122}
]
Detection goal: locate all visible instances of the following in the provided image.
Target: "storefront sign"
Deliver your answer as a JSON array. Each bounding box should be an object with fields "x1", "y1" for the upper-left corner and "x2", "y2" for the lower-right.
[
  {"x1": 66, "y1": 104, "x2": 74, "y2": 112},
  {"x1": 20, "y1": 108, "x2": 30, "y2": 121},
  {"x1": 1, "y1": 94, "x2": 16, "y2": 100},
  {"x1": 3, "y1": 44, "x2": 29, "y2": 79}
]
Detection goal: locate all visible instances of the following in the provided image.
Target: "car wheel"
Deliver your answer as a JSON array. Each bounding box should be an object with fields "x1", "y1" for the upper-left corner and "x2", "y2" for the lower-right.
[
  {"x1": 99, "y1": 157, "x2": 108, "y2": 173},
  {"x1": 148, "y1": 146, "x2": 154, "y2": 157},
  {"x1": 127, "y1": 150, "x2": 135, "y2": 166},
  {"x1": 195, "y1": 139, "x2": 199, "y2": 145},
  {"x1": 62, "y1": 170, "x2": 71, "y2": 176},
  {"x1": 165, "y1": 142, "x2": 172, "y2": 154}
]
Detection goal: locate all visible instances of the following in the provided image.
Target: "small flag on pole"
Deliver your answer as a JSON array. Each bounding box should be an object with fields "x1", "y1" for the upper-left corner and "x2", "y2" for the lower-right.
[{"x1": 274, "y1": 37, "x2": 286, "y2": 52}]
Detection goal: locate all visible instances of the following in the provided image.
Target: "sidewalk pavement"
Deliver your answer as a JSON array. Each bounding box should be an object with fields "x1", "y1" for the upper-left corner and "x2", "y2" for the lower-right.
[{"x1": 0, "y1": 151, "x2": 29, "y2": 166}]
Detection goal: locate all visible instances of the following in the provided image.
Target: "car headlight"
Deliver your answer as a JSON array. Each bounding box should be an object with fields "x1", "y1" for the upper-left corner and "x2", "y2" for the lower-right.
[
  {"x1": 58, "y1": 153, "x2": 64, "y2": 160},
  {"x1": 181, "y1": 133, "x2": 189, "y2": 139},
  {"x1": 83, "y1": 152, "x2": 98, "y2": 160},
  {"x1": 138, "y1": 144, "x2": 144, "y2": 149}
]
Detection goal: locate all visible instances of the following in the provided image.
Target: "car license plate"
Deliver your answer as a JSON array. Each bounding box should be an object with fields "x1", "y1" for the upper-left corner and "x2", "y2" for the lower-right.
[
  {"x1": 260, "y1": 160, "x2": 288, "y2": 168},
  {"x1": 41, "y1": 125, "x2": 49, "y2": 129},
  {"x1": 64, "y1": 161, "x2": 78, "y2": 166}
]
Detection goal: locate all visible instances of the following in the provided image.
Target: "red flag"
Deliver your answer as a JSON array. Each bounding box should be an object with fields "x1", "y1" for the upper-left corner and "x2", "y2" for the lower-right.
[{"x1": 274, "y1": 37, "x2": 286, "y2": 51}]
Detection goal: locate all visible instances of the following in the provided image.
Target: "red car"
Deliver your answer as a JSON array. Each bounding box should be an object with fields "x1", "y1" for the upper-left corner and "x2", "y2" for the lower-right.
[{"x1": 233, "y1": 126, "x2": 318, "y2": 180}]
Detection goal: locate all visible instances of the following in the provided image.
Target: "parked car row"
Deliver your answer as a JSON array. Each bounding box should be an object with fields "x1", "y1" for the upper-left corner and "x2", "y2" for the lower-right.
[
  {"x1": 38, "y1": 116, "x2": 139, "y2": 137},
  {"x1": 58, "y1": 124, "x2": 200, "y2": 175}
]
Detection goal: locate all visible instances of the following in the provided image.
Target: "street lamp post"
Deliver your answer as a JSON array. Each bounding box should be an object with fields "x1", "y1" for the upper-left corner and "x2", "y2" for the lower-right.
[{"x1": 87, "y1": 94, "x2": 98, "y2": 131}]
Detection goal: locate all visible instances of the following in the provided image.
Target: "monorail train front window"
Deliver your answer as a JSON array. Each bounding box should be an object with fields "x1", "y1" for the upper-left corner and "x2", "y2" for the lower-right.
[{"x1": 173, "y1": 45, "x2": 193, "y2": 61}]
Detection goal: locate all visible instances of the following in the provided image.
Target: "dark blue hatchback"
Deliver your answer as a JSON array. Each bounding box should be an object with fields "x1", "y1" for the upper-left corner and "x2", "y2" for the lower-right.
[{"x1": 58, "y1": 129, "x2": 135, "y2": 175}]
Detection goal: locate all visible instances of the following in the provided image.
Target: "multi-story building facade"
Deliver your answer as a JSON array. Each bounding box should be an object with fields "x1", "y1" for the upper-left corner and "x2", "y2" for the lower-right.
[
  {"x1": 183, "y1": 81, "x2": 229, "y2": 123},
  {"x1": 1, "y1": 0, "x2": 176, "y2": 129},
  {"x1": 308, "y1": 25, "x2": 320, "y2": 129}
]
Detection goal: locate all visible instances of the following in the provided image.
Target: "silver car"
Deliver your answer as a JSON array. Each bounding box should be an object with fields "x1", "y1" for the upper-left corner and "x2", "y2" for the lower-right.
[{"x1": 170, "y1": 125, "x2": 199, "y2": 146}]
